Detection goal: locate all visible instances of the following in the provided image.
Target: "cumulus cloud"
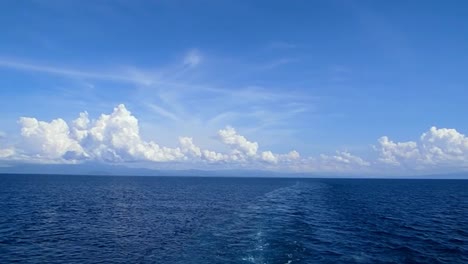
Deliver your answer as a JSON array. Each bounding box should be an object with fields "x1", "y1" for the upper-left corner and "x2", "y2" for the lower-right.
[
  {"x1": 9, "y1": 105, "x2": 305, "y2": 170},
  {"x1": 280, "y1": 150, "x2": 301, "y2": 162},
  {"x1": 19, "y1": 117, "x2": 85, "y2": 159},
  {"x1": 260, "y1": 150, "x2": 301, "y2": 164},
  {"x1": 179, "y1": 137, "x2": 202, "y2": 158},
  {"x1": 17, "y1": 105, "x2": 185, "y2": 163},
  {"x1": 80, "y1": 104, "x2": 186, "y2": 162},
  {"x1": 376, "y1": 126, "x2": 468, "y2": 170},
  {"x1": 6, "y1": 104, "x2": 468, "y2": 174},
  {"x1": 218, "y1": 126, "x2": 258, "y2": 157},
  {"x1": 261, "y1": 151, "x2": 278, "y2": 163},
  {"x1": 202, "y1": 150, "x2": 229, "y2": 162}
]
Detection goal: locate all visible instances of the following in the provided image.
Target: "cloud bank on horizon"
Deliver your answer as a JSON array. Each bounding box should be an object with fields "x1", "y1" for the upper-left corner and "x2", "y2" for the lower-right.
[
  {"x1": 1, "y1": 1, "x2": 468, "y2": 176},
  {"x1": 0, "y1": 104, "x2": 467, "y2": 175}
]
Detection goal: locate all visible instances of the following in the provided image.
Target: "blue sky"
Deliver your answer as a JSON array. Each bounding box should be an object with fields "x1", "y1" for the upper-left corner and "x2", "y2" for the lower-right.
[{"x1": 0, "y1": 0, "x2": 467, "y2": 175}]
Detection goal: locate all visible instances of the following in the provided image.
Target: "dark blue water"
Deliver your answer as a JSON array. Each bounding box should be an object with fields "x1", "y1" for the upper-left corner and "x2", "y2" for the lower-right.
[{"x1": 0, "y1": 175, "x2": 466, "y2": 263}]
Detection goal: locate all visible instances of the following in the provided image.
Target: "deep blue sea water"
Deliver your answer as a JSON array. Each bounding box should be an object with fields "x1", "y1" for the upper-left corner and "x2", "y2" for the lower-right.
[{"x1": 0, "y1": 174, "x2": 466, "y2": 263}]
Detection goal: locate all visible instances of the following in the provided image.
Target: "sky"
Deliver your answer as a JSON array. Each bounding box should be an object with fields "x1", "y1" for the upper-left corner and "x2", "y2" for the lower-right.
[{"x1": 0, "y1": 0, "x2": 467, "y2": 176}]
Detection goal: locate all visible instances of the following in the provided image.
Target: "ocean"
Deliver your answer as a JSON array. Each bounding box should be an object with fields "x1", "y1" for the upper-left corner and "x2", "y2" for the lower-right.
[{"x1": 0, "y1": 174, "x2": 466, "y2": 263}]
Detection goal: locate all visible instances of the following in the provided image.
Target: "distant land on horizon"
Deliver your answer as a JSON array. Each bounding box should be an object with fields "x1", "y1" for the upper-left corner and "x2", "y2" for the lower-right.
[{"x1": 0, "y1": 162, "x2": 467, "y2": 179}]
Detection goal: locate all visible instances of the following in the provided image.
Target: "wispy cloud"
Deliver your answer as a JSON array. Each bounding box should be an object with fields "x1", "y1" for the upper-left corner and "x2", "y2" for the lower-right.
[
  {"x1": 0, "y1": 58, "x2": 143, "y2": 84},
  {"x1": 145, "y1": 103, "x2": 181, "y2": 122},
  {"x1": 183, "y1": 49, "x2": 202, "y2": 67},
  {"x1": 256, "y1": 58, "x2": 299, "y2": 70},
  {"x1": 0, "y1": 50, "x2": 315, "y2": 147}
]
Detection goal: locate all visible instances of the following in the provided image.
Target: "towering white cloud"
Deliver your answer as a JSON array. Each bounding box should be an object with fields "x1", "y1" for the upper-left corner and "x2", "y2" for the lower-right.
[
  {"x1": 376, "y1": 126, "x2": 468, "y2": 169},
  {"x1": 5, "y1": 105, "x2": 467, "y2": 174},
  {"x1": 82, "y1": 104, "x2": 185, "y2": 162},
  {"x1": 12, "y1": 106, "x2": 304, "y2": 168},
  {"x1": 18, "y1": 117, "x2": 85, "y2": 159},
  {"x1": 420, "y1": 127, "x2": 468, "y2": 164},
  {"x1": 71, "y1": 111, "x2": 90, "y2": 141},
  {"x1": 17, "y1": 105, "x2": 184, "y2": 162},
  {"x1": 377, "y1": 136, "x2": 419, "y2": 166}
]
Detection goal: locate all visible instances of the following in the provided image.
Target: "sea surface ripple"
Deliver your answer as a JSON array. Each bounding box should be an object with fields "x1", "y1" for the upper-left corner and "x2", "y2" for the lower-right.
[{"x1": 0, "y1": 174, "x2": 466, "y2": 263}]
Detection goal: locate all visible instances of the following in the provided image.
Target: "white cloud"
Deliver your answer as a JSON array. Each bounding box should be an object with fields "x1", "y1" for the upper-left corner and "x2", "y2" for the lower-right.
[
  {"x1": 261, "y1": 150, "x2": 301, "y2": 164},
  {"x1": 201, "y1": 149, "x2": 229, "y2": 162},
  {"x1": 261, "y1": 151, "x2": 278, "y2": 163},
  {"x1": 320, "y1": 151, "x2": 370, "y2": 167},
  {"x1": 376, "y1": 126, "x2": 468, "y2": 170},
  {"x1": 179, "y1": 137, "x2": 202, "y2": 158},
  {"x1": 284, "y1": 150, "x2": 301, "y2": 160},
  {"x1": 17, "y1": 105, "x2": 185, "y2": 163},
  {"x1": 376, "y1": 136, "x2": 419, "y2": 166},
  {"x1": 71, "y1": 111, "x2": 90, "y2": 141},
  {"x1": 5, "y1": 104, "x2": 468, "y2": 174},
  {"x1": 0, "y1": 49, "x2": 203, "y2": 86},
  {"x1": 81, "y1": 104, "x2": 185, "y2": 162},
  {"x1": 10, "y1": 106, "x2": 305, "y2": 169},
  {"x1": 420, "y1": 127, "x2": 468, "y2": 164},
  {"x1": 218, "y1": 126, "x2": 258, "y2": 157},
  {"x1": 18, "y1": 117, "x2": 85, "y2": 160}
]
